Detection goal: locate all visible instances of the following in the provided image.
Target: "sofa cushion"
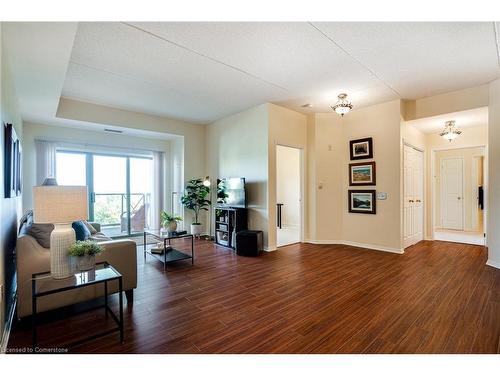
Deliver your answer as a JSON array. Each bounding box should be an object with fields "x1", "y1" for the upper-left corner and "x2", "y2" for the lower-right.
[
  {"x1": 25, "y1": 223, "x2": 54, "y2": 248},
  {"x1": 83, "y1": 220, "x2": 98, "y2": 235},
  {"x1": 90, "y1": 233, "x2": 113, "y2": 242},
  {"x1": 72, "y1": 221, "x2": 91, "y2": 241}
]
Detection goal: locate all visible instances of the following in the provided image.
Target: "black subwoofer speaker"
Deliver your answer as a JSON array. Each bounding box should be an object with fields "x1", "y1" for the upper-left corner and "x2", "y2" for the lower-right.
[{"x1": 236, "y1": 230, "x2": 263, "y2": 256}]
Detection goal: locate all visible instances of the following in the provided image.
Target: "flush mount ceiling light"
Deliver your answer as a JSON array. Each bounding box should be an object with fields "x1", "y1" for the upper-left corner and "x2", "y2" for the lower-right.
[
  {"x1": 331, "y1": 93, "x2": 353, "y2": 117},
  {"x1": 439, "y1": 120, "x2": 462, "y2": 142}
]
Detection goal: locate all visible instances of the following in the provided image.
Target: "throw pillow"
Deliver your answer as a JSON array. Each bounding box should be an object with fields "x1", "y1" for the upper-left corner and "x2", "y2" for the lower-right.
[
  {"x1": 72, "y1": 221, "x2": 91, "y2": 241},
  {"x1": 27, "y1": 223, "x2": 54, "y2": 248},
  {"x1": 82, "y1": 220, "x2": 98, "y2": 235}
]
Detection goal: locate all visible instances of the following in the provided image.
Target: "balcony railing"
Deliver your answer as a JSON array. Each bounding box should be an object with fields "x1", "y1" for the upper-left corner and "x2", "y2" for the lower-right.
[{"x1": 92, "y1": 192, "x2": 150, "y2": 235}]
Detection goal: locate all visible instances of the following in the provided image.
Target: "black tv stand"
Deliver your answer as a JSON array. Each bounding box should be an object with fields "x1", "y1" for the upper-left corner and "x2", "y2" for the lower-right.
[{"x1": 214, "y1": 207, "x2": 247, "y2": 249}]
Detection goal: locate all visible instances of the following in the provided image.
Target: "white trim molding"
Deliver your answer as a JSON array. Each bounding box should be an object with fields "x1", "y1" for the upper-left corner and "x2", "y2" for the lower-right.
[
  {"x1": 304, "y1": 239, "x2": 404, "y2": 254},
  {"x1": 486, "y1": 258, "x2": 500, "y2": 270},
  {"x1": 264, "y1": 246, "x2": 277, "y2": 252}
]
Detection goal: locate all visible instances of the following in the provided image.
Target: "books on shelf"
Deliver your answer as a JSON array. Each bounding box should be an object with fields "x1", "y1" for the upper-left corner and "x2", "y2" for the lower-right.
[{"x1": 150, "y1": 244, "x2": 173, "y2": 254}]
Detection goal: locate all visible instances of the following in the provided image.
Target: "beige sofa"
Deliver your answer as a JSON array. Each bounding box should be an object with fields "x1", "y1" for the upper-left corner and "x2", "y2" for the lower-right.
[{"x1": 16, "y1": 222, "x2": 137, "y2": 318}]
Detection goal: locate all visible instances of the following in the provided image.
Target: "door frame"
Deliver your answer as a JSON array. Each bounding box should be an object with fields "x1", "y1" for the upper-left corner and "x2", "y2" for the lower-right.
[
  {"x1": 275, "y1": 143, "x2": 305, "y2": 247},
  {"x1": 438, "y1": 156, "x2": 465, "y2": 231},
  {"x1": 430, "y1": 145, "x2": 487, "y2": 242},
  {"x1": 403, "y1": 142, "x2": 425, "y2": 248}
]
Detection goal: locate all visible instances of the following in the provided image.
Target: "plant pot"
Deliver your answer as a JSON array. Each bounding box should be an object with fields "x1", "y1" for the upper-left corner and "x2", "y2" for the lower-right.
[
  {"x1": 77, "y1": 255, "x2": 96, "y2": 271},
  {"x1": 168, "y1": 221, "x2": 178, "y2": 232},
  {"x1": 191, "y1": 223, "x2": 204, "y2": 236}
]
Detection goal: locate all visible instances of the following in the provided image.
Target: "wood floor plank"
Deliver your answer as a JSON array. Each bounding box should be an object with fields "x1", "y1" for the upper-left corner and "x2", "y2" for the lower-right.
[{"x1": 7, "y1": 239, "x2": 500, "y2": 353}]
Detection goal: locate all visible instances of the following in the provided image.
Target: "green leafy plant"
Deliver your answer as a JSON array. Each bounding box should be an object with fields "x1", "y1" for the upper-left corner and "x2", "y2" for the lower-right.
[
  {"x1": 68, "y1": 240, "x2": 104, "y2": 257},
  {"x1": 160, "y1": 211, "x2": 183, "y2": 227},
  {"x1": 217, "y1": 179, "x2": 229, "y2": 204},
  {"x1": 180, "y1": 179, "x2": 211, "y2": 225}
]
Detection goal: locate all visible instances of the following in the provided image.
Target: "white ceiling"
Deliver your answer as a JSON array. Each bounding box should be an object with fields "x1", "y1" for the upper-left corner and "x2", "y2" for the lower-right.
[
  {"x1": 406, "y1": 106, "x2": 488, "y2": 133},
  {"x1": 4, "y1": 22, "x2": 500, "y2": 126}
]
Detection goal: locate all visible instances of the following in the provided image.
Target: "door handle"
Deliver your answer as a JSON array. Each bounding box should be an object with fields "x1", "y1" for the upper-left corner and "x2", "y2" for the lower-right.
[
  {"x1": 416, "y1": 199, "x2": 421, "y2": 203},
  {"x1": 277, "y1": 203, "x2": 283, "y2": 229},
  {"x1": 409, "y1": 200, "x2": 414, "y2": 203},
  {"x1": 458, "y1": 197, "x2": 461, "y2": 200}
]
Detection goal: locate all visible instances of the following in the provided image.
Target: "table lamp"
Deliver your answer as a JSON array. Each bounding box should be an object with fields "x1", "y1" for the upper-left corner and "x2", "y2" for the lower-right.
[{"x1": 33, "y1": 185, "x2": 88, "y2": 279}]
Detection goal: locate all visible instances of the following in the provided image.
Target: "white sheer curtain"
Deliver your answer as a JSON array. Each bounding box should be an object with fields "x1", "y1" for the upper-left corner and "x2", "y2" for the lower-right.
[
  {"x1": 151, "y1": 151, "x2": 165, "y2": 229},
  {"x1": 35, "y1": 140, "x2": 57, "y2": 185}
]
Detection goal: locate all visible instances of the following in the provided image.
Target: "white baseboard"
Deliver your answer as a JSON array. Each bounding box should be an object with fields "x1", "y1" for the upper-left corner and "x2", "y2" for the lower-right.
[
  {"x1": 304, "y1": 239, "x2": 404, "y2": 254},
  {"x1": 433, "y1": 231, "x2": 485, "y2": 246},
  {"x1": 486, "y1": 259, "x2": 500, "y2": 270},
  {"x1": 264, "y1": 246, "x2": 277, "y2": 252},
  {"x1": 304, "y1": 239, "x2": 343, "y2": 245}
]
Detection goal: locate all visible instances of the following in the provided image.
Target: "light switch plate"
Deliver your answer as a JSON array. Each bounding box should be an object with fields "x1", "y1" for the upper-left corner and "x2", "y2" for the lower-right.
[{"x1": 377, "y1": 192, "x2": 388, "y2": 200}]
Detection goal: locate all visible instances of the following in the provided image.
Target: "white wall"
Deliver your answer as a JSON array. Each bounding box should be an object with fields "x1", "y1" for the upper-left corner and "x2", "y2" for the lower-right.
[
  {"x1": 309, "y1": 100, "x2": 403, "y2": 252},
  {"x1": 488, "y1": 78, "x2": 500, "y2": 269},
  {"x1": 206, "y1": 104, "x2": 269, "y2": 245},
  {"x1": 0, "y1": 23, "x2": 23, "y2": 348}
]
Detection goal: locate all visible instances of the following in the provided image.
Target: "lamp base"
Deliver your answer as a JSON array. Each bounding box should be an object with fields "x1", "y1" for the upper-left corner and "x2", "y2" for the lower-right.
[{"x1": 50, "y1": 223, "x2": 76, "y2": 279}]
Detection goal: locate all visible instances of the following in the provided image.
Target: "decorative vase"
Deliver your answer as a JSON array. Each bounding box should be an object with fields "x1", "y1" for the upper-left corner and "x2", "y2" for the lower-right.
[
  {"x1": 50, "y1": 223, "x2": 76, "y2": 279},
  {"x1": 168, "y1": 221, "x2": 178, "y2": 232},
  {"x1": 191, "y1": 223, "x2": 204, "y2": 236},
  {"x1": 78, "y1": 255, "x2": 96, "y2": 271}
]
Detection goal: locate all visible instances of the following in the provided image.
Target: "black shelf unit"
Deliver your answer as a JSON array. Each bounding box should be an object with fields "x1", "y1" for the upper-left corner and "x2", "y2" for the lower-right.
[{"x1": 214, "y1": 207, "x2": 247, "y2": 249}]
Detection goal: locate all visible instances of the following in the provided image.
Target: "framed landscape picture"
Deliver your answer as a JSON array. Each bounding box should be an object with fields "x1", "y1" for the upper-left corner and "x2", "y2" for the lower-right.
[
  {"x1": 348, "y1": 190, "x2": 376, "y2": 214},
  {"x1": 349, "y1": 161, "x2": 376, "y2": 186},
  {"x1": 350, "y1": 137, "x2": 373, "y2": 160},
  {"x1": 3, "y1": 123, "x2": 22, "y2": 198}
]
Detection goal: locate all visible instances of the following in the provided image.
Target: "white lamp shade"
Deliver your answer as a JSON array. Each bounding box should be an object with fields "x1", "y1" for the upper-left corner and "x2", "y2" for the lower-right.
[{"x1": 33, "y1": 186, "x2": 88, "y2": 223}]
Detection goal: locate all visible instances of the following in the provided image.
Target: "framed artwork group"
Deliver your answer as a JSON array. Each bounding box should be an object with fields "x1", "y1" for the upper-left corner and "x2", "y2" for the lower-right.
[{"x1": 348, "y1": 137, "x2": 376, "y2": 214}]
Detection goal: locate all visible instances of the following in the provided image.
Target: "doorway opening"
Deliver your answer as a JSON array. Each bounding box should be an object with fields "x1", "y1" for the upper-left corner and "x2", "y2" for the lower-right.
[
  {"x1": 433, "y1": 146, "x2": 486, "y2": 245},
  {"x1": 276, "y1": 145, "x2": 303, "y2": 247}
]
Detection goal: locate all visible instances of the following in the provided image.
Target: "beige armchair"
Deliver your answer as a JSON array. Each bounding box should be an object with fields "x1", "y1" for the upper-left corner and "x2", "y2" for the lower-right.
[{"x1": 16, "y1": 222, "x2": 137, "y2": 318}]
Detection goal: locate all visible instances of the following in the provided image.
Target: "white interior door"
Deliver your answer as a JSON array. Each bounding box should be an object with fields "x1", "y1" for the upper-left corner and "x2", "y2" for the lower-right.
[
  {"x1": 276, "y1": 145, "x2": 302, "y2": 247},
  {"x1": 440, "y1": 158, "x2": 464, "y2": 230},
  {"x1": 404, "y1": 145, "x2": 424, "y2": 248}
]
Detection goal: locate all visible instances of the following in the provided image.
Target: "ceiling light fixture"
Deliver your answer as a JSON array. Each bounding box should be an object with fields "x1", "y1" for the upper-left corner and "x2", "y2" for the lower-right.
[
  {"x1": 439, "y1": 120, "x2": 462, "y2": 142},
  {"x1": 331, "y1": 93, "x2": 353, "y2": 117}
]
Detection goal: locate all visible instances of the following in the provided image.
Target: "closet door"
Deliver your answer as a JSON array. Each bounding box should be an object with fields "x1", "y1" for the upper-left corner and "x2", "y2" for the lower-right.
[{"x1": 404, "y1": 145, "x2": 424, "y2": 248}]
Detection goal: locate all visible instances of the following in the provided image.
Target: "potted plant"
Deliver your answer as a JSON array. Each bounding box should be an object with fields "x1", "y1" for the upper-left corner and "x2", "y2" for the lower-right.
[
  {"x1": 68, "y1": 240, "x2": 104, "y2": 271},
  {"x1": 180, "y1": 178, "x2": 211, "y2": 236},
  {"x1": 160, "y1": 211, "x2": 183, "y2": 233}
]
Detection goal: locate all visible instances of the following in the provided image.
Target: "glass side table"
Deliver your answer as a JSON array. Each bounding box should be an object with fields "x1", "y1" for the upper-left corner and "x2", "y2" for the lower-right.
[
  {"x1": 143, "y1": 229, "x2": 194, "y2": 271},
  {"x1": 31, "y1": 261, "x2": 123, "y2": 350}
]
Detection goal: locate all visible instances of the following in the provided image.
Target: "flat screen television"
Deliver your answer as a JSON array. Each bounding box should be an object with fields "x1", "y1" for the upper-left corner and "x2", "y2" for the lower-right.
[{"x1": 217, "y1": 177, "x2": 246, "y2": 208}]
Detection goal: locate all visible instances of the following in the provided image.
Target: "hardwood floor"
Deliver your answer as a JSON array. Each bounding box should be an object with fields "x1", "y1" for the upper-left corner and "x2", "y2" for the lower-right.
[{"x1": 7, "y1": 239, "x2": 500, "y2": 353}]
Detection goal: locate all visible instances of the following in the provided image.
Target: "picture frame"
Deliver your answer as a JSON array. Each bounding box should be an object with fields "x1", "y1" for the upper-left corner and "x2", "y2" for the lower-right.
[
  {"x1": 349, "y1": 161, "x2": 376, "y2": 186},
  {"x1": 348, "y1": 190, "x2": 376, "y2": 214},
  {"x1": 350, "y1": 137, "x2": 373, "y2": 160},
  {"x1": 3, "y1": 123, "x2": 22, "y2": 198}
]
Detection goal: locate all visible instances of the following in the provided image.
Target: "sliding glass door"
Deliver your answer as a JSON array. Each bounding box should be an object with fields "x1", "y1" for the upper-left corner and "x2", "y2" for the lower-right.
[
  {"x1": 56, "y1": 150, "x2": 153, "y2": 237},
  {"x1": 92, "y1": 155, "x2": 128, "y2": 236}
]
